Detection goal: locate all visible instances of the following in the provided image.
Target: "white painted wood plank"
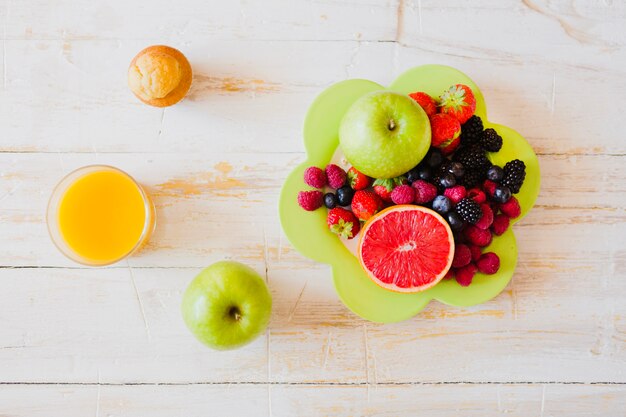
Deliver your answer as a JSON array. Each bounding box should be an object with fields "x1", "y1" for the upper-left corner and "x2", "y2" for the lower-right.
[
  {"x1": 1, "y1": 383, "x2": 625, "y2": 416},
  {"x1": 0, "y1": 256, "x2": 624, "y2": 383},
  {"x1": 5, "y1": 0, "x2": 397, "y2": 42},
  {"x1": 0, "y1": 38, "x2": 625, "y2": 154},
  {"x1": 0, "y1": 152, "x2": 623, "y2": 267}
]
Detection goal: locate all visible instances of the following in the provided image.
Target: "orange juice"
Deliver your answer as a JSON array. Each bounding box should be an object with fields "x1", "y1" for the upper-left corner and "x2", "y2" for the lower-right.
[{"x1": 48, "y1": 166, "x2": 155, "y2": 265}]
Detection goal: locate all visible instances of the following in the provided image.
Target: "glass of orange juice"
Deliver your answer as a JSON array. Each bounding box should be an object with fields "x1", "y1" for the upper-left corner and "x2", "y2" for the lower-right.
[{"x1": 47, "y1": 165, "x2": 156, "y2": 266}]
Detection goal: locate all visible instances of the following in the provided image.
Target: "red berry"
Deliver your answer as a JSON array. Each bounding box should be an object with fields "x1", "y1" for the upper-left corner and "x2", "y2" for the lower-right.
[
  {"x1": 347, "y1": 167, "x2": 371, "y2": 191},
  {"x1": 351, "y1": 190, "x2": 383, "y2": 221},
  {"x1": 325, "y1": 164, "x2": 347, "y2": 189},
  {"x1": 303, "y1": 166, "x2": 327, "y2": 189},
  {"x1": 373, "y1": 177, "x2": 406, "y2": 203},
  {"x1": 482, "y1": 180, "x2": 497, "y2": 197},
  {"x1": 455, "y1": 263, "x2": 477, "y2": 287},
  {"x1": 463, "y1": 225, "x2": 492, "y2": 247},
  {"x1": 452, "y1": 244, "x2": 472, "y2": 268},
  {"x1": 443, "y1": 185, "x2": 467, "y2": 205},
  {"x1": 409, "y1": 92, "x2": 437, "y2": 117},
  {"x1": 439, "y1": 84, "x2": 477, "y2": 124},
  {"x1": 475, "y1": 203, "x2": 494, "y2": 230},
  {"x1": 468, "y1": 244, "x2": 482, "y2": 262},
  {"x1": 297, "y1": 190, "x2": 323, "y2": 211},
  {"x1": 500, "y1": 196, "x2": 521, "y2": 219},
  {"x1": 327, "y1": 208, "x2": 360, "y2": 240},
  {"x1": 391, "y1": 184, "x2": 415, "y2": 205},
  {"x1": 467, "y1": 188, "x2": 486, "y2": 204},
  {"x1": 476, "y1": 252, "x2": 500, "y2": 275},
  {"x1": 412, "y1": 180, "x2": 438, "y2": 204},
  {"x1": 491, "y1": 214, "x2": 510, "y2": 236},
  {"x1": 430, "y1": 113, "x2": 461, "y2": 156},
  {"x1": 443, "y1": 269, "x2": 455, "y2": 280}
]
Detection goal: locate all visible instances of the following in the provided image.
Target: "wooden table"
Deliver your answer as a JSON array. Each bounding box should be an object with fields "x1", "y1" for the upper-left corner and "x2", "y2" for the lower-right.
[{"x1": 1, "y1": 1, "x2": 625, "y2": 415}]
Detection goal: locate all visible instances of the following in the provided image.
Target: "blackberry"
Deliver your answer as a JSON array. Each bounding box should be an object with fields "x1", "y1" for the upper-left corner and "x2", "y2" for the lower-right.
[
  {"x1": 481, "y1": 128, "x2": 503, "y2": 152},
  {"x1": 454, "y1": 145, "x2": 490, "y2": 170},
  {"x1": 460, "y1": 115, "x2": 484, "y2": 146},
  {"x1": 455, "y1": 198, "x2": 483, "y2": 224},
  {"x1": 461, "y1": 169, "x2": 483, "y2": 188},
  {"x1": 501, "y1": 159, "x2": 526, "y2": 194}
]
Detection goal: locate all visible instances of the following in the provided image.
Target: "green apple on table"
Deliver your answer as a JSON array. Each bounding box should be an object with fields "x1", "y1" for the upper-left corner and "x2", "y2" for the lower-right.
[
  {"x1": 339, "y1": 91, "x2": 431, "y2": 179},
  {"x1": 182, "y1": 261, "x2": 272, "y2": 350}
]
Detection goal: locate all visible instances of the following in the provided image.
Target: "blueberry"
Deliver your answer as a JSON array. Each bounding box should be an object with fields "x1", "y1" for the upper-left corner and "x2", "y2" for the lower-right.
[
  {"x1": 439, "y1": 173, "x2": 457, "y2": 188},
  {"x1": 446, "y1": 211, "x2": 464, "y2": 232},
  {"x1": 426, "y1": 148, "x2": 443, "y2": 168},
  {"x1": 493, "y1": 185, "x2": 512, "y2": 203},
  {"x1": 448, "y1": 162, "x2": 465, "y2": 178},
  {"x1": 432, "y1": 195, "x2": 452, "y2": 214},
  {"x1": 418, "y1": 165, "x2": 432, "y2": 181},
  {"x1": 324, "y1": 193, "x2": 338, "y2": 209},
  {"x1": 487, "y1": 166, "x2": 504, "y2": 182},
  {"x1": 406, "y1": 167, "x2": 420, "y2": 184},
  {"x1": 336, "y1": 186, "x2": 354, "y2": 206}
]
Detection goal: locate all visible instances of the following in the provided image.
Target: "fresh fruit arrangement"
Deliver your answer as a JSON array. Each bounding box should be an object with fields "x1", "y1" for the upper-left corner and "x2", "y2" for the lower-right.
[
  {"x1": 280, "y1": 65, "x2": 540, "y2": 322},
  {"x1": 296, "y1": 84, "x2": 528, "y2": 290}
]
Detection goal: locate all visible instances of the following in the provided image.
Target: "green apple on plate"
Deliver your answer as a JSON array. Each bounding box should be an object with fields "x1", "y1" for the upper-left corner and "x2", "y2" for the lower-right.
[
  {"x1": 181, "y1": 261, "x2": 272, "y2": 350},
  {"x1": 339, "y1": 91, "x2": 431, "y2": 179}
]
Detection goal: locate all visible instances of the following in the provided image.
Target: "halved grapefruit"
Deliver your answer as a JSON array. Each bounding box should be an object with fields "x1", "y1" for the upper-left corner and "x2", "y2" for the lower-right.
[{"x1": 358, "y1": 205, "x2": 455, "y2": 293}]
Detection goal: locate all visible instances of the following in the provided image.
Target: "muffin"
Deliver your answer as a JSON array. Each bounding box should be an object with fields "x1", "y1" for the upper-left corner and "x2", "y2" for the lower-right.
[{"x1": 128, "y1": 45, "x2": 192, "y2": 107}]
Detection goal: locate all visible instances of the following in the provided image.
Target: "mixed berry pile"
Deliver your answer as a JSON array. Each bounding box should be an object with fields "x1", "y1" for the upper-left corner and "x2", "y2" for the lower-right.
[{"x1": 297, "y1": 84, "x2": 527, "y2": 287}]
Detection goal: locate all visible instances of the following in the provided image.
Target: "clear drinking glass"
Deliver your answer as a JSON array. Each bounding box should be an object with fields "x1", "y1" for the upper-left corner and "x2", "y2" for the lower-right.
[{"x1": 46, "y1": 165, "x2": 156, "y2": 266}]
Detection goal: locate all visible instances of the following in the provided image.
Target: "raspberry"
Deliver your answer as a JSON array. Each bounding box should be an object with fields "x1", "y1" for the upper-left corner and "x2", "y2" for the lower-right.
[
  {"x1": 500, "y1": 196, "x2": 521, "y2": 218},
  {"x1": 491, "y1": 214, "x2": 510, "y2": 236},
  {"x1": 391, "y1": 184, "x2": 415, "y2": 205},
  {"x1": 475, "y1": 203, "x2": 494, "y2": 230},
  {"x1": 468, "y1": 244, "x2": 482, "y2": 262},
  {"x1": 464, "y1": 225, "x2": 492, "y2": 247},
  {"x1": 325, "y1": 164, "x2": 347, "y2": 189},
  {"x1": 482, "y1": 179, "x2": 497, "y2": 197},
  {"x1": 467, "y1": 188, "x2": 486, "y2": 204},
  {"x1": 455, "y1": 263, "x2": 477, "y2": 287},
  {"x1": 443, "y1": 185, "x2": 467, "y2": 205},
  {"x1": 297, "y1": 190, "x2": 323, "y2": 211},
  {"x1": 452, "y1": 244, "x2": 472, "y2": 268},
  {"x1": 303, "y1": 166, "x2": 327, "y2": 189},
  {"x1": 476, "y1": 252, "x2": 500, "y2": 275},
  {"x1": 443, "y1": 269, "x2": 455, "y2": 280},
  {"x1": 412, "y1": 180, "x2": 438, "y2": 204}
]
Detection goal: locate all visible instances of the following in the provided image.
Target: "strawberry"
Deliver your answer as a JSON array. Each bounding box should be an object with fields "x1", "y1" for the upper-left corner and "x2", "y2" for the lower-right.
[
  {"x1": 351, "y1": 190, "x2": 383, "y2": 221},
  {"x1": 347, "y1": 167, "x2": 371, "y2": 191},
  {"x1": 327, "y1": 208, "x2": 360, "y2": 240},
  {"x1": 408, "y1": 92, "x2": 437, "y2": 117},
  {"x1": 439, "y1": 84, "x2": 476, "y2": 124},
  {"x1": 372, "y1": 176, "x2": 406, "y2": 203},
  {"x1": 430, "y1": 113, "x2": 461, "y2": 155}
]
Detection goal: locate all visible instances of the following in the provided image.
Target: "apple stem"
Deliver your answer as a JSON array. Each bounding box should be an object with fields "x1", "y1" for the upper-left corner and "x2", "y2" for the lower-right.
[
  {"x1": 229, "y1": 306, "x2": 242, "y2": 322},
  {"x1": 388, "y1": 119, "x2": 396, "y2": 131}
]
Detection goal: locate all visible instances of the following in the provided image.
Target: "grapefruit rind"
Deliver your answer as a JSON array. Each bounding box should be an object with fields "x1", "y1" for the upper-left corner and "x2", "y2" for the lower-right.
[
  {"x1": 279, "y1": 65, "x2": 540, "y2": 323},
  {"x1": 358, "y1": 205, "x2": 454, "y2": 294}
]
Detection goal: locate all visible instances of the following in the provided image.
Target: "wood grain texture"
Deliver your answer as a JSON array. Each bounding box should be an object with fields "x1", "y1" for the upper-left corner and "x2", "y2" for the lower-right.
[{"x1": 1, "y1": 0, "x2": 625, "y2": 414}]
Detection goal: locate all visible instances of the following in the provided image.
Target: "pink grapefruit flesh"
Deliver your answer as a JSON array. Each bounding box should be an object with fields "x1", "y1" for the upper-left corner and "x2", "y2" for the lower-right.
[{"x1": 358, "y1": 205, "x2": 455, "y2": 293}]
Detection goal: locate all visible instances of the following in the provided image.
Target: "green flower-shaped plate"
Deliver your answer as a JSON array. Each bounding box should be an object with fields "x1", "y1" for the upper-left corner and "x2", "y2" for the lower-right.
[{"x1": 279, "y1": 65, "x2": 540, "y2": 323}]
